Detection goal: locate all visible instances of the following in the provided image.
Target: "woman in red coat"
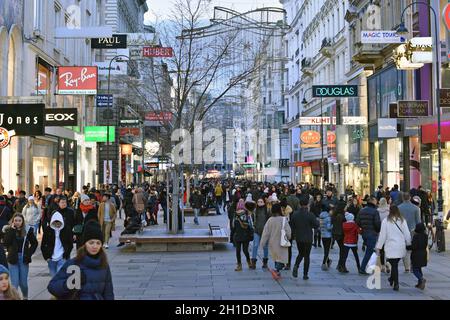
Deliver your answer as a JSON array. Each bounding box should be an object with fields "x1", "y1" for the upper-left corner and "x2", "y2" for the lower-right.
[{"x1": 341, "y1": 212, "x2": 362, "y2": 273}]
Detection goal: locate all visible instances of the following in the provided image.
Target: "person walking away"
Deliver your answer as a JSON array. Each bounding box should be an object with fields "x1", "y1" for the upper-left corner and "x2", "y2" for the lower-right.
[
  {"x1": 0, "y1": 265, "x2": 22, "y2": 300},
  {"x1": 341, "y1": 213, "x2": 361, "y2": 273},
  {"x1": 398, "y1": 192, "x2": 421, "y2": 273},
  {"x1": 0, "y1": 196, "x2": 12, "y2": 236},
  {"x1": 311, "y1": 194, "x2": 323, "y2": 248},
  {"x1": 320, "y1": 206, "x2": 333, "y2": 270},
  {"x1": 22, "y1": 196, "x2": 41, "y2": 238},
  {"x1": 2, "y1": 213, "x2": 38, "y2": 299},
  {"x1": 232, "y1": 204, "x2": 254, "y2": 271},
  {"x1": 41, "y1": 212, "x2": 73, "y2": 277},
  {"x1": 331, "y1": 205, "x2": 346, "y2": 272},
  {"x1": 47, "y1": 221, "x2": 114, "y2": 300},
  {"x1": 190, "y1": 189, "x2": 203, "y2": 225},
  {"x1": 215, "y1": 183, "x2": 223, "y2": 215},
  {"x1": 251, "y1": 198, "x2": 269, "y2": 269},
  {"x1": 132, "y1": 188, "x2": 146, "y2": 223},
  {"x1": 408, "y1": 223, "x2": 428, "y2": 290},
  {"x1": 377, "y1": 198, "x2": 390, "y2": 273},
  {"x1": 286, "y1": 188, "x2": 300, "y2": 212},
  {"x1": 290, "y1": 197, "x2": 319, "y2": 280},
  {"x1": 375, "y1": 206, "x2": 411, "y2": 291},
  {"x1": 98, "y1": 194, "x2": 117, "y2": 249},
  {"x1": 280, "y1": 199, "x2": 294, "y2": 270},
  {"x1": 390, "y1": 185, "x2": 400, "y2": 205},
  {"x1": 260, "y1": 203, "x2": 292, "y2": 280},
  {"x1": 356, "y1": 196, "x2": 381, "y2": 275}
]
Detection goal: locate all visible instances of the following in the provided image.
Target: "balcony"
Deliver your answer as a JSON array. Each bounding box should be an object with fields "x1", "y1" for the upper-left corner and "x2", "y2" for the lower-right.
[
  {"x1": 319, "y1": 37, "x2": 334, "y2": 58},
  {"x1": 301, "y1": 58, "x2": 313, "y2": 76},
  {"x1": 352, "y1": 41, "x2": 385, "y2": 65}
]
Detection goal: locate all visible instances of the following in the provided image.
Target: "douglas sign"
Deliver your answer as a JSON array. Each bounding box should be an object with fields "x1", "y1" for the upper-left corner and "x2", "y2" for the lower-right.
[{"x1": 312, "y1": 85, "x2": 358, "y2": 98}]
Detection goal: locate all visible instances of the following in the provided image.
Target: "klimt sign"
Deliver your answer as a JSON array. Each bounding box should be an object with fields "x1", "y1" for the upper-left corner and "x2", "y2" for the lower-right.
[{"x1": 312, "y1": 85, "x2": 358, "y2": 98}]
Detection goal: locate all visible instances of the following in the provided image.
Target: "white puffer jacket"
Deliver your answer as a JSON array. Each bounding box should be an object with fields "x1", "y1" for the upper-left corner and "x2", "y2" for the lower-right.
[
  {"x1": 376, "y1": 217, "x2": 411, "y2": 259},
  {"x1": 22, "y1": 205, "x2": 41, "y2": 226}
]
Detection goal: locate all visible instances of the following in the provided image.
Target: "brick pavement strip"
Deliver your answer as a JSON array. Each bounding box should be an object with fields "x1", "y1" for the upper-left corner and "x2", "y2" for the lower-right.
[{"x1": 26, "y1": 214, "x2": 450, "y2": 300}]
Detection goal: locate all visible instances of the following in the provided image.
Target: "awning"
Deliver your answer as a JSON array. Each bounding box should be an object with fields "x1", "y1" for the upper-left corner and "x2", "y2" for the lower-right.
[{"x1": 421, "y1": 121, "x2": 450, "y2": 144}]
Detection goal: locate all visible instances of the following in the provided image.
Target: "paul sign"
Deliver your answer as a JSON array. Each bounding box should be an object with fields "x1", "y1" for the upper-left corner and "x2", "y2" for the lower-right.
[
  {"x1": 91, "y1": 34, "x2": 127, "y2": 49},
  {"x1": 312, "y1": 85, "x2": 358, "y2": 98}
]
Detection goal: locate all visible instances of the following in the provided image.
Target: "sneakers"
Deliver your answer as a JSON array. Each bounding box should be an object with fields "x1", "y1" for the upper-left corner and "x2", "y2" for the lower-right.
[
  {"x1": 234, "y1": 264, "x2": 242, "y2": 271},
  {"x1": 327, "y1": 259, "x2": 332, "y2": 268}
]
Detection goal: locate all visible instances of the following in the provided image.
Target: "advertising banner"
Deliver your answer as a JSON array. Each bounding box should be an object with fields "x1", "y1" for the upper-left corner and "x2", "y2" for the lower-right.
[
  {"x1": 119, "y1": 127, "x2": 140, "y2": 137},
  {"x1": 0, "y1": 104, "x2": 45, "y2": 136},
  {"x1": 37, "y1": 63, "x2": 51, "y2": 95},
  {"x1": 57, "y1": 66, "x2": 98, "y2": 95}
]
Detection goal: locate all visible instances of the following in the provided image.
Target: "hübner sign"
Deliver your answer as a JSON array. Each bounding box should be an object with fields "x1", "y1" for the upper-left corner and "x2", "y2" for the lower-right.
[{"x1": 361, "y1": 31, "x2": 406, "y2": 44}]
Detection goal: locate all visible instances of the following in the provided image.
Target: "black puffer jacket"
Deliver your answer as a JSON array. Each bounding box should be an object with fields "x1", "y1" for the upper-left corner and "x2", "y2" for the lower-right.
[
  {"x1": 331, "y1": 212, "x2": 345, "y2": 239},
  {"x1": 233, "y1": 212, "x2": 254, "y2": 243},
  {"x1": 253, "y1": 206, "x2": 269, "y2": 235},
  {"x1": 290, "y1": 208, "x2": 319, "y2": 243},
  {"x1": 410, "y1": 224, "x2": 427, "y2": 268},
  {"x1": 356, "y1": 203, "x2": 381, "y2": 236},
  {"x1": 3, "y1": 226, "x2": 38, "y2": 265}
]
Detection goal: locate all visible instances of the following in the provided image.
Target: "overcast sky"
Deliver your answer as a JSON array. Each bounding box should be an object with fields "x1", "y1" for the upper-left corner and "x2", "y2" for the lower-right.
[{"x1": 145, "y1": 0, "x2": 283, "y2": 23}]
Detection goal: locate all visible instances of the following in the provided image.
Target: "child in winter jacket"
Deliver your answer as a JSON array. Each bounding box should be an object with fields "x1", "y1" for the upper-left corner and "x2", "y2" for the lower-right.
[
  {"x1": 341, "y1": 212, "x2": 362, "y2": 273},
  {"x1": 408, "y1": 223, "x2": 428, "y2": 290},
  {"x1": 319, "y1": 206, "x2": 333, "y2": 270}
]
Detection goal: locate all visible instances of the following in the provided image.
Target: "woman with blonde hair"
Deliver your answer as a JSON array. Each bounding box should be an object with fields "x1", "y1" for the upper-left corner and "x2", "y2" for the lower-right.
[{"x1": 0, "y1": 265, "x2": 22, "y2": 300}]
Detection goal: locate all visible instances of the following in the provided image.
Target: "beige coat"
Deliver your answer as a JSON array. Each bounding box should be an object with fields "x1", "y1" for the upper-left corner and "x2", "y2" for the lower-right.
[
  {"x1": 98, "y1": 202, "x2": 117, "y2": 229},
  {"x1": 132, "y1": 190, "x2": 146, "y2": 213},
  {"x1": 260, "y1": 216, "x2": 292, "y2": 263}
]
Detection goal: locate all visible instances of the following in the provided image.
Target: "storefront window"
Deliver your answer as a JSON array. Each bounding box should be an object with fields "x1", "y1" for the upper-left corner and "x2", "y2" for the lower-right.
[{"x1": 32, "y1": 138, "x2": 57, "y2": 191}]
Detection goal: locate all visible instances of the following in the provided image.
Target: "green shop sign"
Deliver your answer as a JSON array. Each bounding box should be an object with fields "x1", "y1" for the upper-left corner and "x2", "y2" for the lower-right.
[
  {"x1": 312, "y1": 85, "x2": 358, "y2": 98},
  {"x1": 85, "y1": 126, "x2": 115, "y2": 142}
]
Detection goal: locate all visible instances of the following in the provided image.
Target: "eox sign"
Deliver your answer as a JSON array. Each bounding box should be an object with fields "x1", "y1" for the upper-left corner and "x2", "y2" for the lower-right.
[{"x1": 312, "y1": 85, "x2": 358, "y2": 98}]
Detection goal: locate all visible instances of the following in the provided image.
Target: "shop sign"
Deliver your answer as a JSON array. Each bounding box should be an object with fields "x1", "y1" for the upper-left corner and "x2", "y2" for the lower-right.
[
  {"x1": 243, "y1": 164, "x2": 257, "y2": 168},
  {"x1": 37, "y1": 64, "x2": 51, "y2": 95},
  {"x1": 142, "y1": 47, "x2": 174, "y2": 58},
  {"x1": 127, "y1": 33, "x2": 156, "y2": 46},
  {"x1": 145, "y1": 112, "x2": 173, "y2": 121},
  {"x1": 440, "y1": 89, "x2": 450, "y2": 108},
  {"x1": 299, "y1": 116, "x2": 366, "y2": 125},
  {"x1": 301, "y1": 130, "x2": 321, "y2": 148},
  {"x1": 378, "y1": 118, "x2": 397, "y2": 138},
  {"x1": 311, "y1": 161, "x2": 321, "y2": 175},
  {"x1": 293, "y1": 161, "x2": 311, "y2": 167},
  {"x1": 278, "y1": 159, "x2": 289, "y2": 168},
  {"x1": 96, "y1": 61, "x2": 127, "y2": 76},
  {"x1": 96, "y1": 94, "x2": 113, "y2": 108},
  {"x1": 397, "y1": 100, "x2": 429, "y2": 118},
  {"x1": 0, "y1": 127, "x2": 15, "y2": 149},
  {"x1": 312, "y1": 85, "x2": 358, "y2": 98},
  {"x1": 407, "y1": 37, "x2": 432, "y2": 64},
  {"x1": 0, "y1": 104, "x2": 45, "y2": 136},
  {"x1": 146, "y1": 162, "x2": 159, "y2": 169},
  {"x1": 85, "y1": 126, "x2": 115, "y2": 142},
  {"x1": 361, "y1": 31, "x2": 405, "y2": 44},
  {"x1": 121, "y1": 144, "x2": 133, "y2": 155},
  {"x1": 91, "y1": 34, "x2": 127, "y2": 49},
  {"x1": 444, "y1": 4, "x2": 450, "y2": 32},
  {"x1": 57, "y1": 66, "x2": 98, "y2": 95},
  {"x1": 119, "y1": 127, "x2": 140, "y2": 137},
  {"x1": 389, "y1": 103, "x2": 398, "y2": 118},
  {"x1": 120, "y1": 119, "x2": 140, "y2": 126},
  {"x1": 44, "y1": 108, "x2": 78, "y2": 127}
]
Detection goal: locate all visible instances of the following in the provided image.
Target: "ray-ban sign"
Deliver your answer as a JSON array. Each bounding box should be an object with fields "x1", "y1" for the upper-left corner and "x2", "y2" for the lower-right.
[
  {"x1": 91, "y1": 35, "x2": 127, "y2": 49},
  {"x1": 312, "y1": 85, "x2": 358, "y2": 98}
]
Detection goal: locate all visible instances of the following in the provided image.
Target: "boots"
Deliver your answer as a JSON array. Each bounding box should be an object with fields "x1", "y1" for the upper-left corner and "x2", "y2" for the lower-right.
[
  {"x1": 247, "y1": 258, "x2": 253, "y2": 269},
  {"x1": 235, "y1": 263, "x2": 242, "y2": 271},
  {"x1": 249, "y1": 259, "x2": 257, "y2": 269},
  {"x1": 292, "y1": 265, "x2": 299, "y2": 278},
  {"x1": 262, "y1": 258, "x2": 268, "y2": 269}
]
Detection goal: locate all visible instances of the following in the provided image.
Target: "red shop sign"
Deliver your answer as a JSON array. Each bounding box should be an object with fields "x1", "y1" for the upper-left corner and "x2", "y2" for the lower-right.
[
  {"x1": 145, "y1": 112, "x2": 173, "y2": 121},
  {"x1": 301, "y1": 130, "x2": 321, "y2": 144},
  {"x1": 421, "y1": 121, "x2": 450, "y2": 144},
  {"x1": 57, "y1": 66, "x2": 98, "y2": 95},
  {"x1": 142, "y1": 47, "x2": 174, "y2": 58},
  {"x1": 311, "y1": 161, "x2": 321, "y2": 175},
  {"x1": 294, "y1": 161, "x2": 311, "y2": 167},
  {"x1": 120, "y1": 128, "x2": 140, "y2": 137}
]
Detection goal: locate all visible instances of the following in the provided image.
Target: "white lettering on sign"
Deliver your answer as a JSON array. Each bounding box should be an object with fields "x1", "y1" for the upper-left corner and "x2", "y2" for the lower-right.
[
  {"x1": 361, "y1": 31, "x2": 405, "y2": 44},
  {"x1": 0, "y1": 114, "x2": 39, "y2": 126},
  {"x1": 60, "y1": 67, "x2": 96, "y2": 88},
  {"x1": 46, "y1": 114, "x2": 75, "y2": 121}
]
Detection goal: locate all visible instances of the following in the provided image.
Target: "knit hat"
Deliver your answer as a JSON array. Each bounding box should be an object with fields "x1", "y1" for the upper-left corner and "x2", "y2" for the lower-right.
[
  {"x1": 236, "y1": 199, "x2": 246, "y2": 212},
  {"x1": 28, "y1": 196, "x2": 34, "y2": 201},
  {"x1": 245, "y1": 194, "x2": 253, "y2": 203},
  {"x1": 80, "y1": 194, "x2": 90, "y2": 202},
  {"x1": 0, "y1": 264, "x2": 9, "y2": 276},
  {"x1": 345, "y1": 212, "x2": 354, "y2": 222},
  {"x1": 269, "y1": 193, "x2": 279, "y2": 203},
  {"x1": 82, "y1": 221, "x2": 103, "y2": 245}
]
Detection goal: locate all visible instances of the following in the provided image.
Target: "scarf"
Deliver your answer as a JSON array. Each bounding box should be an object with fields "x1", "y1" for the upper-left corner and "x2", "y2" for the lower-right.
[{"x1": 80, "y1": 203, "x2": 94, "y2": 213}]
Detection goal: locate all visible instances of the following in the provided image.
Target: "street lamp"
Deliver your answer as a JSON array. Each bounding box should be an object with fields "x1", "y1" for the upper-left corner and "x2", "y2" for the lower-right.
[
  {"x1": 106, "y1": 55, "x2": 130, "y2": 187},
  {"x1": 302, "y1": 87, "x2": 325, "y2": 189},
  {"x1": 397, "y1": 2, "x2": 445, "y2": 251}
]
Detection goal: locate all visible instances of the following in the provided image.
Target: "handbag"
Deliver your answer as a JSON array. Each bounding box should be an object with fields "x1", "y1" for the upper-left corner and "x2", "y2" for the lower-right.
[{"x1": 280, "y1": 217, "x2": 291, "y2": 248}]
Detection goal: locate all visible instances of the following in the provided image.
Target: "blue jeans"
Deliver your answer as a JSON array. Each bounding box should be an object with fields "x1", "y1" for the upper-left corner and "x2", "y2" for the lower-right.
[
  {"x1": 360, "y1": 234, "x2": 377, "y2": 272},
  {"x1": 215, "y1": 198, "x2": 222, "y2": 215},
  {"x1": 251, "y1": 233, "x2": 268, "y2": 260},
  {"x1": 193, "y1": 208, "x2": 200, "y2": 224},
  {"x1": 29, "y1": 223, "x2": 39, "y2": 237},
  {"x1": 413, "y1": 267, "x2": 423, "y2": 281},
  {"x1": 48, "y1": 258, "x2": 67, "y2": 278},
  {"x1": 9, "y1": 255, "x2": 29, "y2": 299}
]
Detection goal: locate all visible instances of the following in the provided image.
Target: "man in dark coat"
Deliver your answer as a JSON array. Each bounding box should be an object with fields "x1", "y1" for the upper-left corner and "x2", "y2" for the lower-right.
[
  {"x1": 0, "y1": 196, "x2": 12, "y2": 233},
  {"x1": 290, "y1": 196, "x2": 319, "y2": 280},
  {"x1": 356, "y1": 196, "x2": 381, "y2": 274},
  {"x1": 53, "y1": 197, "x2": 75, "y2": 234}
]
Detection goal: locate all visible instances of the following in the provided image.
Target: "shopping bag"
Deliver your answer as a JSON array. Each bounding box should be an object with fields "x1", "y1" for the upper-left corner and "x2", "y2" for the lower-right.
[{"x1": 366, "y1": 252, "x2": 378, "y2": 273}]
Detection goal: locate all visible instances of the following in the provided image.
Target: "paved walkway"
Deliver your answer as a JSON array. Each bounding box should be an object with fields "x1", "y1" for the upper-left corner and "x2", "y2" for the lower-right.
[{"x1": 28, "y1": 210, "x2": 450, "y2": 300}]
